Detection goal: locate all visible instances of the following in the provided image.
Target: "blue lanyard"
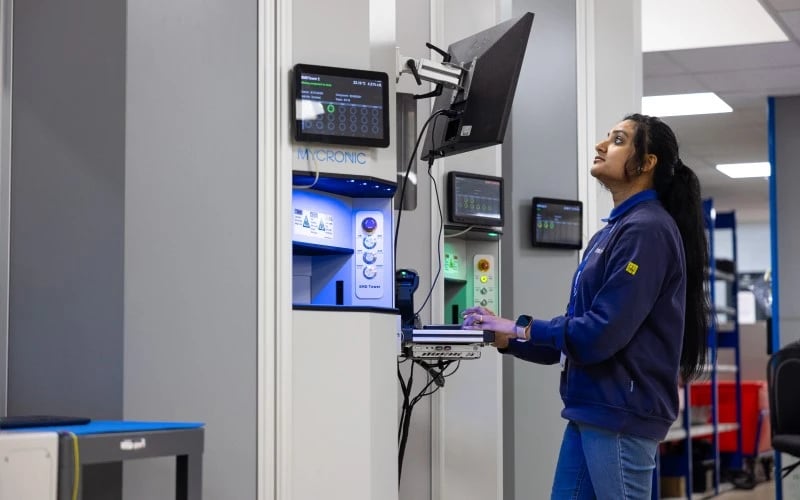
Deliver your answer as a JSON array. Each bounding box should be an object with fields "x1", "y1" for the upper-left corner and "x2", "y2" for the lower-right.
[
  {"x1": 567, "y1": 223, "x2": 616, "y2": 318},
  {"x1": 565, "y1": 189, "x2": 658, "y2": 318}
]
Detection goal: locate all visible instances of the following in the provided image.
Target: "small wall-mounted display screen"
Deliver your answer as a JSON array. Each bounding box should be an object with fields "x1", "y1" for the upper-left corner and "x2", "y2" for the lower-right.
[
  {"x1": 532, "y1": 197, "x2": 582, "y2": 249},
  {"x1": 293, "y1": 64, "x2": 390, "y2": 148},
  {"x1": 447, "y1": 171, "x2": 504, "y2": 227}
]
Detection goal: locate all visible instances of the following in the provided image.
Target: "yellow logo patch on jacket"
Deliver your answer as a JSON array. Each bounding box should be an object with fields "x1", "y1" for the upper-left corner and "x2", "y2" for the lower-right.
[{"x1": 625, "y1": 261, "x2": 639, "y2": 275}]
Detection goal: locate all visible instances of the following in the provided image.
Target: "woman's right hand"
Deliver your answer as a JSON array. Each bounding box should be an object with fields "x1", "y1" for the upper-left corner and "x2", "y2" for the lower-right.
[{"x1": 461, "y1": 306, "x2": 517, "y2": 346}]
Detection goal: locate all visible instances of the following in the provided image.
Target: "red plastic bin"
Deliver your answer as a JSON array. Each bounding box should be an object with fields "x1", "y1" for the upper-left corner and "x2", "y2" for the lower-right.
[{"x1": 688, "y1": 380, "x2": 771, "y2": 455}]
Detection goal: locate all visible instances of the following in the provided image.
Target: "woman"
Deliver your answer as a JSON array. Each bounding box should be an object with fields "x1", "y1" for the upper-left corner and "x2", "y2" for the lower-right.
[{"x1": 463, "y1": 113, "x2": 709, "y2": 499}]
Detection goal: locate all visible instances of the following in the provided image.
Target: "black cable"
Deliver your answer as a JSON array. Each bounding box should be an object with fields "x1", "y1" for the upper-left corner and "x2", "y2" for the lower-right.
[
  {"x1": 410, "y1": 361, "x2": 460, "y2": 403},
  {"x1": 782, "y1": 459, "x2": 800, "y2": 479},
  {"x1": 397, "y1": 360, "x2": 414, "y2": 482},
  {"x1": 398, "y1": 359, "x2": 454, "y2": 483},
  {"x1": 397, "y1": 363, "x2": 407, "y2": 443},
  {"x1": 444, "y1": 360, "x2": 461, "y2": 378},
  {"x1": 409, "y1": 361, "x2": 452, "y2": 405},
  {"x1": 398, "y1": 359, "x2": 414, "y2": 440},
  {"x1": 413, "y1": 162, "x2": 444, "y2": 317},
  {"x1": 410, "y1": 378, "x2": 444, "y2": 404},
  {"x1": 394, "y1": 109, "x2": 451, "y2": 259},
  {"x1": 412, "y1": 358, "x2": 445, "y2": 387},
  {"x1": 396, "y1": 109, "x2": 462, "y2": 486}
]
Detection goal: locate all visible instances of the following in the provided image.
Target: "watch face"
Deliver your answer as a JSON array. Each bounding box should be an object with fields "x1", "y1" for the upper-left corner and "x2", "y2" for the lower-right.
[{"x1": 516, "y1": 315, "x2": 532, "y2": 327}]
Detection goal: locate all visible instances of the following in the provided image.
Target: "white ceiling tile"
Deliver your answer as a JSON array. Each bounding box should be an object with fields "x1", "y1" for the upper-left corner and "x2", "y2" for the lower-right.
[
  {"x1": 643, "y1": 0, "x2": 788, "y2": 51},
  {"x1": 664, "y1": 42, "x2": 800, "y2": 72},
  {"x1": 765, "y1": 86, "x2": 800, "y2": 96},
  {"x1": 765, "y1": 0, "x2": 800, "y2": 12},
  {"x1": 718, "y1": 93, "x2": 772, "y2": 110},
  {"x1": 694, "y1": 66, "x2": 800, "y2": 93},
  {"x1": 643, "y1": 74, "x2": 708, "y2": 95},
  {"x1": 643, "y1": 53, "x2": 686, "y2": 76},
  {"x1": 779, "y1": 10, "x2": 800, "y2": 37}
]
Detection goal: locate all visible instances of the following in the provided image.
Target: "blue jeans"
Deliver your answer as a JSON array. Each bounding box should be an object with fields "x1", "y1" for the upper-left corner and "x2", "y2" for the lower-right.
[{"x1": 551, "y1": 421, "x2": 658, "y2": 500}]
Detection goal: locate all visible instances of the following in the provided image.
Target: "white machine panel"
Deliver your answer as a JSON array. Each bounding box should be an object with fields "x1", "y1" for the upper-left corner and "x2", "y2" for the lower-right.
[{"x1": 0, "y1": 432, "x2": 58, "y2": 500}]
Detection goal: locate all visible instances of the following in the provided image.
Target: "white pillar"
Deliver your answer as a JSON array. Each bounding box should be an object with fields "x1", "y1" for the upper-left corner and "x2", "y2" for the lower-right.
[{"x1": 577, "y1": 0, "x2": 642, "y2": 236}]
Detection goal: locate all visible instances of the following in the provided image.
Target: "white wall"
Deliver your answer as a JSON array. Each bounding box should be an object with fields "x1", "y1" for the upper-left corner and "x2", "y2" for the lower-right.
[
  {"x1": 774, "y1": 97, "x2": 800, "y2": 346},
  {"x1": 124, "y1": 1, "x2": 258, "y2": 499},
  {"x1": 0, "y1": 0, "x2": 11, "y2": 417},
  {"x1": 580, "y1": 0, "x2": 642, "y2": 233},
  {"x1": 503, "y1": 1, "x2": 580, "y2": 498},
  {"x1": 714, "y1": 222, "x2": 771, "y2": 273}
]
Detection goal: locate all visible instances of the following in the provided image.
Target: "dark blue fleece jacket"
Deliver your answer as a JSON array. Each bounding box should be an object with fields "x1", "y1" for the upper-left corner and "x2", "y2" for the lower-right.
[{"x1": 506, "y1": 189, "x2": 685, "y2": 441}]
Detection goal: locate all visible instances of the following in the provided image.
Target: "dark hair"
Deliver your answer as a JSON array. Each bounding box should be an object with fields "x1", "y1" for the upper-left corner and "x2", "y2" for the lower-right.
[{"x1": 624, "y1": 113, "x2": 709, "y2": 382}]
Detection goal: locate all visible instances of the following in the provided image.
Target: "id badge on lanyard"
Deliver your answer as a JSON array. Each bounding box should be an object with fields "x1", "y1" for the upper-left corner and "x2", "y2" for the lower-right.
[{"x1": 561, "y1": 223, "x2": 616, "y2": 370}]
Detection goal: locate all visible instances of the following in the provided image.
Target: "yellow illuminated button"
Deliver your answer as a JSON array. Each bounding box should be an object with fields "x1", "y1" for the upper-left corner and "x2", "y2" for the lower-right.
[{"x1": 479, "y1": 275, "x2": 488, "y2": 283}]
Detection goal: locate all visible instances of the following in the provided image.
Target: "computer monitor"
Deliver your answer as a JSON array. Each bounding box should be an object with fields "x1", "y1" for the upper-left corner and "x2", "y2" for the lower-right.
[
  {"x1": 531, "y1": 197, "x2": 583, "y2": 250},
  {"x1": 420, "y1": 12, "x2": 534, "y2": 160},
  {"x1": 293, "y1": 64, "x2": 390, "y2": 148},
  {"x1": 447, "y1": 171, "x2": 504, "y2": 227}
]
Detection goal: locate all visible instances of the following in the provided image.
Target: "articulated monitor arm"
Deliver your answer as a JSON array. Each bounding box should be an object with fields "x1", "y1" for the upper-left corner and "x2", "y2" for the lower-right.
[{"x1": 396, "y1": 43, "x2": 468, "y2": 100}]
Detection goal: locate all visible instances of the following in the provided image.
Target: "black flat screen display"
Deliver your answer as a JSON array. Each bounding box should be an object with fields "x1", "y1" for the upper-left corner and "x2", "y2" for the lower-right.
[
  {"x1": 293, "y1": 64, "x2": 390, "y2": 148},
  {"x1": 532, "y1": 197, "x2": 582, "y2": 249},
  {"x1": 447, "y1": 171, "x2": 504, "y2": 227}
]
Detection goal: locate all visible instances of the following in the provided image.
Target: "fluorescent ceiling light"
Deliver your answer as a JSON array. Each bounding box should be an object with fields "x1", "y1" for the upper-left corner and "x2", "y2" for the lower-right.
[
  {"x1": 715, "y1": 162, "x2": 771, "y2": 179},
  {"x1": 642, "y1": 0, "x2": 788, "y2": 52},
  {"x1": 642, "y1": 92, "x2": 732, "y2": 117}
]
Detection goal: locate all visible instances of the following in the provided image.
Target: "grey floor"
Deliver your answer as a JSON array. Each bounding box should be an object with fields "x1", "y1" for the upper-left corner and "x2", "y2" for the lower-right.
[{"x1": 716, "y1": 481, "x2": 774, "y2": 499}]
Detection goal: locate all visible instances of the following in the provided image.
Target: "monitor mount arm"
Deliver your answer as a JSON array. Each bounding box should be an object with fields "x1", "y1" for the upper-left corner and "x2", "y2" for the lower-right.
[{"x1": 397, "y1": 43, "x2": 467, "y2": 100}]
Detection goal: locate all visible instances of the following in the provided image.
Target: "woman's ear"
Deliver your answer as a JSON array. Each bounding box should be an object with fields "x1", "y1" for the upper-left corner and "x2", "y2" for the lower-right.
[{"x1": 643, "y1": 153, "x2": 658, "y2": 173}]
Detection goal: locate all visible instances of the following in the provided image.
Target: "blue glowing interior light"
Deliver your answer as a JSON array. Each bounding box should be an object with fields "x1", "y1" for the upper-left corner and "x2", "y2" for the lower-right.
[{"x1": 292, "y1": 172, "x2": 397, "y2": 198}]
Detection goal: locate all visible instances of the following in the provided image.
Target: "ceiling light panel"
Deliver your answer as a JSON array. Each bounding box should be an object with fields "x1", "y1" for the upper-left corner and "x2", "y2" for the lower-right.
[
  {"x1": 642, "y1": 0, "x2": 788, "y2": 52},
  {"x1": 642, "y1": 92, "x2": 732, "y2": 117},
  {"x1": 715, "y1": 162, "x2": 771, "y2": 179}
]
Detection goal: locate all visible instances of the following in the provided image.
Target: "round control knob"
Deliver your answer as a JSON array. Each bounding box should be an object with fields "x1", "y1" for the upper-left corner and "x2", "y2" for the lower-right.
[
  {"x1": 362, "y1": 235, "x2": 377, "y2": 249},
  {"x1": 363, "y1": 252, "x2": 377, "y2": 264},
  {"x1": 363, "y1": 265, "x2": 378, "y2": 279},
  {"x1": 477, "y1": 258, "x2": 491, "y2": 272},
  {"x1": 480, "y1": 299, "x2": 488, "y2": 306},
  {"x1": 361, "y1": 217, "x2": 378, "y2": 233},
  {"x1": 480, "y1": 287, "x2": 488, "y2": 295}
]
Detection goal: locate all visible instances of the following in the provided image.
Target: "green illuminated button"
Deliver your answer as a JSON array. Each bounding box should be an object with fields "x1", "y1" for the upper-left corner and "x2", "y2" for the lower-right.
[{"x1": 326, "y1": 104, "x2": 335, "y2": 113}]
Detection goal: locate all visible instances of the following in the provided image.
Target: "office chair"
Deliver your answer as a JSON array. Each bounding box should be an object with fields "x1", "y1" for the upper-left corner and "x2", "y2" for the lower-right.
[{"x1": 768, "y1": 340, "x2": 800, "y2": 478}]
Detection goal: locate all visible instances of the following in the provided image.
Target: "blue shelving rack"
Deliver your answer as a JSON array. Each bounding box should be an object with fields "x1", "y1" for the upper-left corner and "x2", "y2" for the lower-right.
[{"x1": 653, "y1": 200, "x2": 743, "y2": 499}]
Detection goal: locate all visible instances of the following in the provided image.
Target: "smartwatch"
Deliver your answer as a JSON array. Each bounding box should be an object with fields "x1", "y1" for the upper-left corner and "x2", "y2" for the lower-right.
[{"x1": 515, "y1": 314, "x2": 533, "y2": 340}]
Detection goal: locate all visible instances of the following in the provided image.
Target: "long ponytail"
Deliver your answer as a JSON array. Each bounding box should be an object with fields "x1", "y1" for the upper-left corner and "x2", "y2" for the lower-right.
[{"x1": 625, "y1": 113, "x2": 710, "y2": 382}]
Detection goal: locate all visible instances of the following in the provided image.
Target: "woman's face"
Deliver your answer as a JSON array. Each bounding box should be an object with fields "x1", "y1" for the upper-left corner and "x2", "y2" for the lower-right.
[{"x1": 591, "y1": 119, "x2": 638, "y2": 184}]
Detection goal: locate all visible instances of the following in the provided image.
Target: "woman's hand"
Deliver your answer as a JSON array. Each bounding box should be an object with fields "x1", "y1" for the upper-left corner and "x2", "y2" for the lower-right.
[
  {"x1": 491, "y1": 332, "x2": 517, "y2": 350},
  {"x1": 461, "y1": 306, "x2": 517, "y2": 349}
]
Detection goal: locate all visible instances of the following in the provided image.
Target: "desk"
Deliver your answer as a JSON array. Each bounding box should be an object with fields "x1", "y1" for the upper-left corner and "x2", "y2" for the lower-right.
[{"x1": 14, "y1": 421, "x2": 204, "y2": 500}]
